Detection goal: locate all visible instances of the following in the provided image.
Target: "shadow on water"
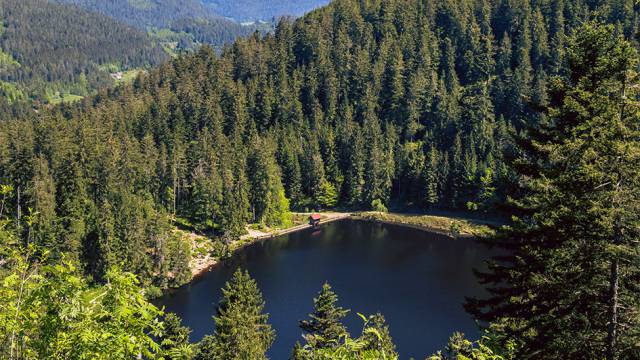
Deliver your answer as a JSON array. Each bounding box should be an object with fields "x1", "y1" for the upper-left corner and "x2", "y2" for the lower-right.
[{"x1": 155, "y1": 219, "x2": 495, "y2": 359}]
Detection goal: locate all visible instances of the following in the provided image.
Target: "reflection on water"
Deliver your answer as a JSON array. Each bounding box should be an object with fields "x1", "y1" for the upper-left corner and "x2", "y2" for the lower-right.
[{"x1": 155, "y1": 219, "x2": 493, "y2": 359}]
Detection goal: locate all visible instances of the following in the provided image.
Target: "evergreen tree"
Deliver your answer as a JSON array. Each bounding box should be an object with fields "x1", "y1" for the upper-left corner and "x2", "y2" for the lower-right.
[
  {"x1": 299, "y1": 283, "x2": 350, "y2": 350},
  {"x1": 28, "y1": 156, "x2": 58, "y2": 254},
  {"x1": 423, "y1": 146, "x2": 439, "y2": 208},
  {"x1": 315, "y1": 179, "x2": 339, "y2": 209},
  {"x1": 467, "y1": 23, "x2": 640, "y2": 359},
  {"x1": 196, "y1": 269, "x2": 274, "y2": 360},
  {"x1": 248, "y1": 136, "x2": 292, "y2": 227},
  {"x1": 160, "y1": 313, "x2": 193, "y2": 360}
]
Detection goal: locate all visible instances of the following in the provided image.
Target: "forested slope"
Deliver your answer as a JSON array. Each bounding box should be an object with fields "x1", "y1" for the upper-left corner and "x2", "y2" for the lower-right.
[
  {"x1": 0, "y1": 0, "x2": 637, "y2": 288},
  {"x1": 0, "y1": 0, "x2": 167, "y2": 104},
  {"x1": 0, "y1": 1, "x2": 639, "y2": 359},
  {"x1": 54, "y1": 0, "x2": 222, "y2": 29},
  {"x1": 203, "y1": 0, "x2": 331, "y2": 21},
  {"x1": 53, "y1": 0, "x2": 258, "y2": 51}
]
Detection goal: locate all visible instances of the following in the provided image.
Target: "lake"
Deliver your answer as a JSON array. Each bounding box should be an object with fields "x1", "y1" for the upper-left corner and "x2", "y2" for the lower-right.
[{"x1": 155, "y1": 219, "x2": 493, "y2": 359}]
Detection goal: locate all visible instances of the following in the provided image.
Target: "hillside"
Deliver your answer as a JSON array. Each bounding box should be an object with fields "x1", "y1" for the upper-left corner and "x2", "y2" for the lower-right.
[
  {"x1": 53, "y1": 0, "x2": 258, "y2": 51},
  {"x1": 54, "y1": 0, "x2": 221, "y2": 29},
  {"x1": 1, "y1": 0, "x2": 635, "y2": 282},
  {"x1": 0, "y1": 0, "x2": 167, "y2": 104},
  {"x1": 0, "y1": 0, "x2": 639, "y2": 359},
  {"x1": 203, "y1": 0, "x2": 331, "y2": 21}
]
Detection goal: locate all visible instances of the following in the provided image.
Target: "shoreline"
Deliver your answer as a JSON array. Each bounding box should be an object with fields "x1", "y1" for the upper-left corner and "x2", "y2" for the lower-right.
[
  {"x1": 189, "y1": 212, "x2": 351, "y2": 279},
  {"x1": 352, "y1": 214, "x2": 465, "y2": 239},
  {"x1": 187, "y1": 211, "x2": 497, "y2": 281},
  {"x1": 351, "y1": 212, "x2": 496, "y2": 239}
]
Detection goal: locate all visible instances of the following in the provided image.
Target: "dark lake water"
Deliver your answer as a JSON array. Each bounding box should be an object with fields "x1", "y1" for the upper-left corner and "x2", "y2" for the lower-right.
[{"x1": 155, "y1": 219, "x2": 493, "y2": 359}]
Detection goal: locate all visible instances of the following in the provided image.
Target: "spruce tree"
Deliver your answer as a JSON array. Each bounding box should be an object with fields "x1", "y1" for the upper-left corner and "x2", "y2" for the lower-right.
[
  {"x1": 423, "y1": 146, "x2": 439, "y2": 208},
  {"x1": 466, "y1": 23, "x2": 640, "y2": 359},
  {"x1": 160, "y1": 313, "x2": 192, "y2": 359},
  {"x1": 299, "y1": 283, "x2": 350, "y2": 350},
  {"x1": 196, "y1": 269, "x2": 274, "y2": 360}
]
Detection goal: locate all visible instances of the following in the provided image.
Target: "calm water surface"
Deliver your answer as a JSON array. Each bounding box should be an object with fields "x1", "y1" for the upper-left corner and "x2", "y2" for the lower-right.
[{"x1": 156, "y1": 219, "x2": 492, "y2": 359}]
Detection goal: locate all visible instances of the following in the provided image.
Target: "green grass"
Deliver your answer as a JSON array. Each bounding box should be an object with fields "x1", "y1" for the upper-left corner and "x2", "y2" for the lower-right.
[
  {"x1": 148, "y1": 27, "x2": 182, "y2": 39},
  {"x1": 147, "y1": 27, "x2": 194, "y2": 57},
  {"x1": 354, "y1": 211, "x2": 498, "y2": 238},
  {"x1": 115, "y1": 69, "x2": 142, "y2": 84},
  {"x1": 97, "y1": 63, "x2": 120, "y2": 73},
  {"x1": 48, "y1": 92, "x2": 84, "y2": 105},
  {"x1": 127, "y1": 0, "x2": 156, "y2": 10},
  {"x1": 98, "y1": 63, "x2": 144, "y2": 85}
]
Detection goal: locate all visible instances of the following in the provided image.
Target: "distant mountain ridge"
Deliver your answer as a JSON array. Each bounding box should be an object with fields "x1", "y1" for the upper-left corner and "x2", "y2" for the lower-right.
[
  {"x1": 51, "y1": 0, "x2": 259, "y2": 53},
  {"x1": 203, "y1": 0, "x2": 331, "y2": 21},
  {"x1": 52, "y1": 0, "x2": 226, "y2": 29}
]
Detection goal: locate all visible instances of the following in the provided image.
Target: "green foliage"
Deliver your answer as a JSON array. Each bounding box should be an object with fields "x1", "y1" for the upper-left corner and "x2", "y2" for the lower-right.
[
  {"x1": 315, "y1": 180, "x2": 339, "y2": 209},
  {"x1": 0, "y1": 234, "x2": 164, "y2": 359},
  {"x1": 0, "y1": 4, "x2": 638, "y2": 359},
  {"x1": 370, "y1": 199, "x2": 388, "y2": 213},
  {"x1": 0, "y1": 51, "x2": 20, "y2": 68},
  {"x1": 127, "y1": 0, "x2": 155, "y2": 10},
  {"x1": 449, "y1": 222, "x2": 462, "y2": 237},
  {"x1": 0, "y1": 0, "x2": 166, "y2": 104},
  {"x1": 428, "y1": 332, "x2": 516, "y2": 360},
  {"x1": 0, "y1": 82, "x2": 25, "y2": 104},
  {"x1": 53, "y1": 0, "x2": 258, "y2": 54},
  {"x1": 248, "y1": 137, "x2": 293, "y2": 227},
  {"x1": 467, "y1": 22, "x2": 640, "y2": 359},
  {"x1": 203, "y1": 0, "x2": 328, "y2": 21},
  {"x1": 299, "y1": 283, "x2": 350, "y2": 350},
  {"x1": 2, "y1": 0, "x2": 634, "y2": 289},
  {"x1": 159, "y1": 313, "x2": 193, "y2": 360},
  {"x1": 294, "y1": 313, "x2": 398, "y2": 360},
  {"x1": 165, "y1": 232, "x2": 192, "y2": 287},
  {"x1": 194, "y1": 269, "x2": 274, "y2": 360}
]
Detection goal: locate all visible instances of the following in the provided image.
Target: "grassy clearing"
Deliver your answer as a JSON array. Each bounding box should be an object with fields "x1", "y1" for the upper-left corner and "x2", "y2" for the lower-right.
[
  {"x1": 115, "y1": 69, "x2": 143, "y2": 85},
  {"x1": 48, "y1": 92, "x2": 84, "y2": 105},
  {"x1": 128, "y1": 0, "x2": 156, "y2": 10},
  {"x1": 354, "y1": 211, "x2": 498, "y2": 238}
]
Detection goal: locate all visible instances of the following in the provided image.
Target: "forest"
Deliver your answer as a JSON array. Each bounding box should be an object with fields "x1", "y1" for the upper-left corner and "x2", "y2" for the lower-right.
[
  {"x1": 0, "y1": 0, "x2": 262, "y2": 109},
  {"x1": 0, "y1": 0, "x2": 167, "y2": 104},
  {"x1": 0, "y1": 0, "x2": 639, "y2": 359},
  {"x1": 203, "y1": 0, "x2": 331, "y2": 21},
  {"x1": 52, "y1": 0, "x2": 258, "y2": 50}
]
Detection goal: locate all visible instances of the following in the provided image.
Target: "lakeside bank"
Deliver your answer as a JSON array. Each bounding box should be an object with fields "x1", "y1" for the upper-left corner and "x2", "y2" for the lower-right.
[
  {"x1": 185, "y1": 211, "x2": 498, "y2": 281},
  {"x1": 188, "y1": 212, "x2": 351, "y2": 279}
]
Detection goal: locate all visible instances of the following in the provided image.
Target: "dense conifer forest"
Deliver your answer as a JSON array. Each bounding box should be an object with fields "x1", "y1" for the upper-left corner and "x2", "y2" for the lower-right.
[
  {"x1": 0, "y1": 0, "x2": 639, "y2": 359},
  {"x1": 0, "y1": 0, "x2": 167, "y2": 104},
  {"x1": 54, "y1": 0, "x2": 229, "y2": 29},
  {"x1": 203, "y1": 0, "x2": 331, "y2": 21},
  {"x1": 52, "y1": 0, "x2": 258, "y2": 50}
]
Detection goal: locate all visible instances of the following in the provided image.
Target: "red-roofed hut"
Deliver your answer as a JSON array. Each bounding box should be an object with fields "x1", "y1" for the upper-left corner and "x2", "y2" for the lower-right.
[{"x1": 309, "y1": 213, "x2": 321, "y2": 227}]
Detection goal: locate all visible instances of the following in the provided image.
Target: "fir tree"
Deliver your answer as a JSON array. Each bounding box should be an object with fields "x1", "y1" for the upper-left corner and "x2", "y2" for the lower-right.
[
  {"x1": 299, "y1": 283, "x2": 350, "y2": 350},
  {"x1": 196, "y1": 269, "x2": 275, "y2": 360},
  {"x1": 467, "y1": 23, "x2": 640, "y2": 359},
  {"x1": 160, "y1": 313, "x2": 193, "y2": 359}
]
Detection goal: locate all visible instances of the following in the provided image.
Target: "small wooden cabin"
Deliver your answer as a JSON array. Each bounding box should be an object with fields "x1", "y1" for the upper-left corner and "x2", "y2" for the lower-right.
[{"x1": 309, "y1": 213, "x2": 321, "y2": 227}]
